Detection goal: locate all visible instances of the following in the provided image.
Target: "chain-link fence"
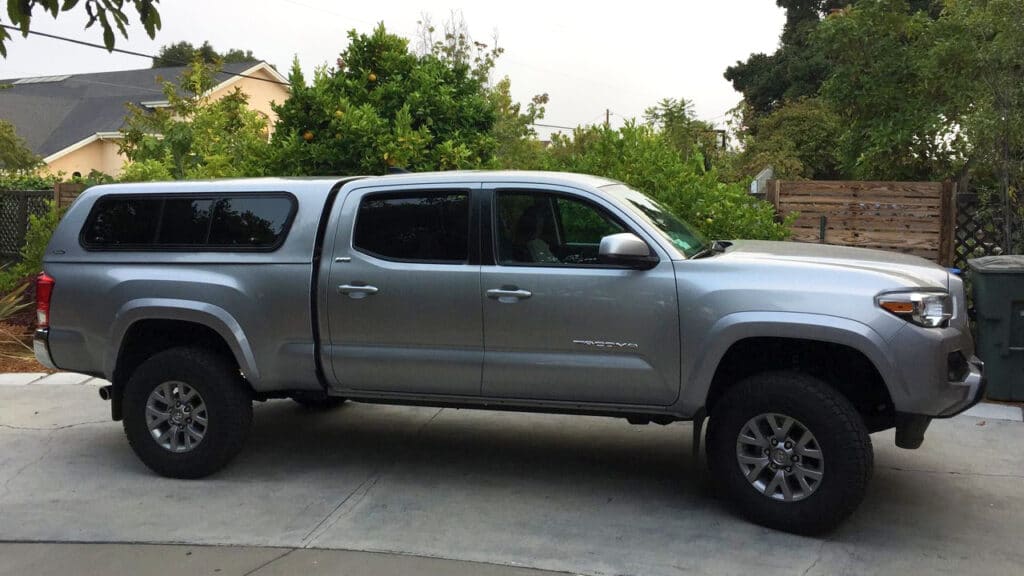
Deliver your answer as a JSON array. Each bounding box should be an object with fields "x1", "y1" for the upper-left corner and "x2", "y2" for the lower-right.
[{"x1": 0, "y1": 190, "x2": 52, "y2": 262}]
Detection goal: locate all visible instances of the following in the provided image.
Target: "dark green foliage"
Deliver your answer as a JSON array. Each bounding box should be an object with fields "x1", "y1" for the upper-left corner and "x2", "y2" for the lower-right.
[
  {"x1": 269, "y1": 24, "x2": 500, "y2": 175},
  {"x1": 152, "y1": 41, "x2": 259, "y2": 68},
  {"x1": 120, "y1": 60, "x2": 272, "y2": 180},
  {"x1": 1, "y1": 0, "x2": 161, "y2": 56},
  {"x1": 724, "y1": 1, "x2": 846, "y2": 120},
  {"x1": 546, "y1": 123, "x2": 792, "y2": 241},
  {"x1": 0, "y1": 120, "x2": 41, "y2": 171}
]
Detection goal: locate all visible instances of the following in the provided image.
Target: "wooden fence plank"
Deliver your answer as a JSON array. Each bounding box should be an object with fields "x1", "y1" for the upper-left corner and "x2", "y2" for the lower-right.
[{"x1": 770, "y1": 179, "x2": 952, "y2": 263}]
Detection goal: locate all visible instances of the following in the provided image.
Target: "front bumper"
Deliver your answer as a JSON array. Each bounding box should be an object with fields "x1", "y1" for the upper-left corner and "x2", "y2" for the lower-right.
[
  {"x1": 33, "y1": 328, "x2": 58, "y2": 370},
  {"x1": 894, "y1": 355, "x2": 985, "y2": 449}
]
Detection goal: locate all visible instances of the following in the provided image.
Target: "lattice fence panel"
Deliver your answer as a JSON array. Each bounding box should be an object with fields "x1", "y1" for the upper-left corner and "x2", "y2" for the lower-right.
[
  {"x1": 953, "y1": 193, "x2": 1016, "y2": 270},
  {"x1": 0, "y1": 190, "x2": 52, "y2": 261}
]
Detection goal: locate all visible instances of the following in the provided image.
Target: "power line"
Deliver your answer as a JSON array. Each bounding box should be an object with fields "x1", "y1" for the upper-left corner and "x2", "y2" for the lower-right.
[
  {"x1": 0, "y1": 24, "x2": 291, "y2": 87},
  {"x1": 2, "y1": 23, "x2": 614, "y2": 130},
  {"x1": 530, "y1": 122, "x2": 577, "y2": 130}
]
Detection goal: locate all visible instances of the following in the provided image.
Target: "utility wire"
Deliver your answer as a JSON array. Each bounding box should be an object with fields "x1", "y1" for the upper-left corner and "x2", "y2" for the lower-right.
[
  {"x1": 0, "y1": 24, "x2": 291, "y2": 87},
  {"x1": 2, "y1": 23, "x2": 607, "y2": 130}
]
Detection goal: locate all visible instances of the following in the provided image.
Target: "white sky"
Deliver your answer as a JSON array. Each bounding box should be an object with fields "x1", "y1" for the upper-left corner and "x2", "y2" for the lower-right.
[{"x1": 0, "y1": 0, "x2": 785, "y2": 139}]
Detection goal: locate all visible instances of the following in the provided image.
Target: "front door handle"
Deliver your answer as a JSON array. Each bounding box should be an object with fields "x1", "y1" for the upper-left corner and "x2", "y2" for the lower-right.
[
  {"x1": 487, "y1": 288, "x2": 532, "y2": 303},
  {"x1": 339, "y1": 284, "x2": 379, "y2": 299}
]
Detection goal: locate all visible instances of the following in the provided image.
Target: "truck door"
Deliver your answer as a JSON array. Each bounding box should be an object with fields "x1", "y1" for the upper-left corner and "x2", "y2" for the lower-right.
[
  {"x1": 481, "y1": 184, "x2": 681, "y2": 406},
  {"x1": 325, "y1": 183, "x2": 483, "y2": 396}
]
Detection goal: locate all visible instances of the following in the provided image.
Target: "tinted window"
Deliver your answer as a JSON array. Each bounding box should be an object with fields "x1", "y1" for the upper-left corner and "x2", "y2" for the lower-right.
[
  {"x1": 82, "y1": 194, "x2": 294, "y2": 250},
  {"x1": 209, "y1": 197, "x2": 292, "y2": 247},
  {"x1": 157, "y1": 198, "x2": 213, "y2": 245},
  {"x1": 353, "y1": 192, "x2": 469, "y2": 262},
  {"x1": 82, "y1": 197, "x2": 162, "y2": 246}
]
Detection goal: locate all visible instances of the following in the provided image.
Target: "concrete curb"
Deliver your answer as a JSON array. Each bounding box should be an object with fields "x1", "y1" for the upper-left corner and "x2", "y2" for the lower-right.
[{"x1": 0, "y1": 372, "x2": 109, "y2": 387}]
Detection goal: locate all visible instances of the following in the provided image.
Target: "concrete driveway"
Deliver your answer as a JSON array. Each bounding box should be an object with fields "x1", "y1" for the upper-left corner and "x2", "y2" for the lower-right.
[{"x1": 1, "y1": 381, "x2": 1022, "y2": 576}]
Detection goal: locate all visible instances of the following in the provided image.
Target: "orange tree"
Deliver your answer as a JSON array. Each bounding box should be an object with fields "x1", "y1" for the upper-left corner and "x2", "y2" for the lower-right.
[{"x1": 270, "y1": 24, "x2": 500, "y2": 175}]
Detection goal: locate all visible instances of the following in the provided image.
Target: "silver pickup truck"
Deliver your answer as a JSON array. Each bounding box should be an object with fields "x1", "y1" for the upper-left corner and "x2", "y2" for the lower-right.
[{"x1": 34, "y1": 171, "x2": 983, "y2": 534}]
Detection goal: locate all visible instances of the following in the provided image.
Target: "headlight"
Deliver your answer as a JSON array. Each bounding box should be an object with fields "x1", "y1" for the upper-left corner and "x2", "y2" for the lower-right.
[{"x1": 876, "y1": 291, "x2": 952, "y2": 327}]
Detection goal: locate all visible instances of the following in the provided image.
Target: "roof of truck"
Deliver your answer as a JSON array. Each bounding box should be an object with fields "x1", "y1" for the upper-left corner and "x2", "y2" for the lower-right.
[{"x1": 82, "y1": 171, "x2": 619, "y2": 194}]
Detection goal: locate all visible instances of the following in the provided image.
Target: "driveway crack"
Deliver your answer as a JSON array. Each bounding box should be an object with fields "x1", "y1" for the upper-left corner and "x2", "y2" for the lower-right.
[
  {"x1": 299, "y1": 407, "x2": 444, "y2": 548},
  {"x1": 1, "y1": 433, "x2": 55, "y2": 499},
  {"x1": 879, "y1": 465, "x2": 1024, "y2": 479},
  {"x1": 0, "y1": 420, "x2": 109, "y2": 432},
  {"x1": 240, "y1": 547, "x2": 296, "y2": 576}
]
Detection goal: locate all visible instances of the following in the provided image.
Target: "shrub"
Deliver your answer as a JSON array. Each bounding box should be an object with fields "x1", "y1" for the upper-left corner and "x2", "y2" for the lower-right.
[
  {"x1": 544, "y1": 123, "x2": 792, "y2": 241},
  {"x1": 0, "y1": 200, "x2": 66, "y2": 293}
]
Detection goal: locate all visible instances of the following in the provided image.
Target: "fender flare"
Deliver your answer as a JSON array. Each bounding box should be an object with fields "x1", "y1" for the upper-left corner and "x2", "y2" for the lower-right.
[
  {"x1": 106, "y1": 298, "x2": 259, "y2": 383},
  {"x1": 680, "y1": 311, "x2": 902, "y2": 413}
]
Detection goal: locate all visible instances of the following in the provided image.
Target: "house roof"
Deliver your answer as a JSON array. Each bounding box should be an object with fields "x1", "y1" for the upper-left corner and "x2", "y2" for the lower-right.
[{"x1": 0, "y1": 61, "x2": 286, "y2": 160}]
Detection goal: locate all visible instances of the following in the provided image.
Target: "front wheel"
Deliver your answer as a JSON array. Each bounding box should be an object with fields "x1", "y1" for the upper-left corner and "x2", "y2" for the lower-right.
[
  {"x1": 122, "y1": 347, "x2": 253, "y2": 479},
  {"x1": 707, "y1": 371, "x2": 872, "y2": 534}
]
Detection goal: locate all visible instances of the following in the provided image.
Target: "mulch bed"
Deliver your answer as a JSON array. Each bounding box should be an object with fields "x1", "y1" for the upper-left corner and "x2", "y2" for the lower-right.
[{"x1": 1, "y1": 277, "x2": 52, "y2": 374}]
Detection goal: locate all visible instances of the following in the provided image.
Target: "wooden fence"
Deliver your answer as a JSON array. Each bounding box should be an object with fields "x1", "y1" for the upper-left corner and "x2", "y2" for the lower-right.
[{"x1": 767, "y1": 180, "x2": 956, "y2": 265}]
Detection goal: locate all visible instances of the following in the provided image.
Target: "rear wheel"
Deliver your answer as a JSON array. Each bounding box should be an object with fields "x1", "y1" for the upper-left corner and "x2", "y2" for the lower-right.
[
  {"x1": 707, "y1": 371, "x2": 872, "y2": 534},
  {"x1": 123, "y1": 347, "x2": 253, "y2": 479}
]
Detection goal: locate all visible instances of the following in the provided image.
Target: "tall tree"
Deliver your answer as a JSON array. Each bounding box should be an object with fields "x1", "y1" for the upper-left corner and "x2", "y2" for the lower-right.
[
  {"x1": 1, "y1": 0, "x2": 161, "y2": 56},
  {"x1": 815, "y1": 0, "x2": 963, "y2": 180},
  {"x1": 120, "y1": 59, "x2": 272, "y2": 180},
  {"x1": 270, "y1": 23, "x2": 502, "y2": 175},
  {"x1": 724, "y1": 1, "x2": 847, "y2": 121},
  {"x1": 152, "y1": 41, "x2": 258, "y2": 68},
  {"x1": 0, "y1": 120, "x2": 41, "y2": 171},
  {"x1": 644, "y1": 98, "x2": 721, "y2": 168},
  {"x1": 934, "y1": 0, "x2": 1024, "y2": 250},
  {"x1": 488, "y1": 77, "x2": 549, "y2": 170}
]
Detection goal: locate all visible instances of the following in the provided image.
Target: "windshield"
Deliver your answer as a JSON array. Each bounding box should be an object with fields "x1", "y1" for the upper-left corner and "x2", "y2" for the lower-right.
[{"x1": 601, "y1": 183, "x2": 708, "y2": 258}]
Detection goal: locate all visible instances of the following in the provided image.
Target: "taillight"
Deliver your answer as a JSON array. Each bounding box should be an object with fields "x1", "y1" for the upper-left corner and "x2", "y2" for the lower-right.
[{"x1": 36, "y1": 272, "x2": 55, "y2": 329}]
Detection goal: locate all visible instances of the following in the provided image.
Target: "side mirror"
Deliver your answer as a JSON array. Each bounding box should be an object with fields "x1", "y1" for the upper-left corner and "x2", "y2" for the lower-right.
[{"x1": 599, "y1": 233, "x2": 659, "y2": 270}]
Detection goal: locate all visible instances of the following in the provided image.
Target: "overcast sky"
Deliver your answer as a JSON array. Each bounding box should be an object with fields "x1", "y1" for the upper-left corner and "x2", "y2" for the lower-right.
[{"x1": 0, "y1": 0, "x2": 785, "y2": 138}]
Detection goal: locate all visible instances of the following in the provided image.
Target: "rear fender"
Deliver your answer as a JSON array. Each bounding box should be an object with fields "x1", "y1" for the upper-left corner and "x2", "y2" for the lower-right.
[{"x1": 107, "y1": 298, "x2": 258, "y2": 383}]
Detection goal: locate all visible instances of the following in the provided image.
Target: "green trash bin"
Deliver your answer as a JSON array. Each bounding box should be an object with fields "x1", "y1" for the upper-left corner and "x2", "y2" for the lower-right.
[{"x1": 969, "y1": 255, "x2": 1024, "y2": 401}]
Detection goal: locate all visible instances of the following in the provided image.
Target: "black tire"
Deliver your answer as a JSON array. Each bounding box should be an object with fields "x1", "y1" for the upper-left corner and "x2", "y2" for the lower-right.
[
  {"x1": 290, "y1": 392, "x2": 347, "y2": 410},
  {"x1": 706, "y1": 371, "x2": 872, "y2": 535},
  {"x1": 123, "y1": 347, "x2": 253, "y2": 479}
]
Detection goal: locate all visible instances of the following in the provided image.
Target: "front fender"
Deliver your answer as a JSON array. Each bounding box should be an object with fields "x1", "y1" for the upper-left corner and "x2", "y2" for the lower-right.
[
  {"x1": 678, "y1": 311, "x2": 902, "y2": 414},
  {"x1": 106, "y1": 298, "x2": 259, "y2": 382}
]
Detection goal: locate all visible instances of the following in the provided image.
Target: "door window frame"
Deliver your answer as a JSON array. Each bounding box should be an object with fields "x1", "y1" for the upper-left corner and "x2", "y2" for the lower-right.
[{"x1": 485, "y1": 185, "x2": 660, "y2": 269}]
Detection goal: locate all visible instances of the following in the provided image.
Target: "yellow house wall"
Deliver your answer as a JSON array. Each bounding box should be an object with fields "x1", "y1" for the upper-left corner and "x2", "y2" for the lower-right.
[
  {"x1": 44, "y1": 138, "x2": 127, "y2": 178},
  {"x1": 43, "y1": 65, "x2": 289, "y2": 177},
  {"x1": 208, "y1": 67, "x2": 290, "y2": 125}
]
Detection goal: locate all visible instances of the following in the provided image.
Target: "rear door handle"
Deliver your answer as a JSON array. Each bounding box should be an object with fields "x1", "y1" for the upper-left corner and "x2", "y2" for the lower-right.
[
  {"x1": 338, "y1": 284, "x2": 379, "y2": 299},
  {"x1": 487, "y1": 288, "x2": 532, "y2": 303}
]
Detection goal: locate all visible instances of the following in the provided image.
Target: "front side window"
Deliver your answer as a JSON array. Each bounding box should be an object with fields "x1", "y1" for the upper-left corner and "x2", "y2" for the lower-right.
[
  {"x1": 495, "y1": 190, "x2": 626, "y2": 266},
  {"x1": 81, "y1": 194, "x2": 295, "y2": 250},
  {"x1": 353, "y1": 192, "x2": 469, "y2": 263}
]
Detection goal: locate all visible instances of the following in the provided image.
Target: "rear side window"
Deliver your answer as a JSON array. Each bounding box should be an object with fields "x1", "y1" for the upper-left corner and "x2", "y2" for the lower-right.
[
  {"x1": 353, "y1": 192, "x2": 469, "y2": 262},
  {"x1": 81, "y1": 194, "x2": 296, "y2": 250}
]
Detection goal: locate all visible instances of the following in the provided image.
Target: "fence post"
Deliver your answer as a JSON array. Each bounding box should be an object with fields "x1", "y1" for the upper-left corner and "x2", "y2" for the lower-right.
[
  {"x1": 53, "y1": 182, "x2": 85, "y2": 209},
  {"x1": 939, "y1": 181, "x2": 956, "y2": 267}
]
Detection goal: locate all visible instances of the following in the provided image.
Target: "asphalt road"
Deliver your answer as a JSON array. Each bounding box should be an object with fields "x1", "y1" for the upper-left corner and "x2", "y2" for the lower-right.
[{"x1": 1, "y1": 382, "x2": 1021, "y2": 576}]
